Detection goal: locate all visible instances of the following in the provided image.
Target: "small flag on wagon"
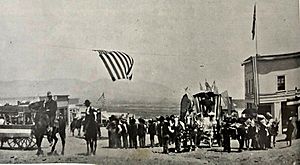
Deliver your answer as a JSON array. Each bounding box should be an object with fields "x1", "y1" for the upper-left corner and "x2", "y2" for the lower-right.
[
  {"x1": 94, "y1": 50, "x2": 134, "y2": 81},
  {"x1": 205, "y1": 80, "x2": 212, "y2": 92},
  {"x1": 211, "y1": 81, "x2": 219, "y2": 94},
  {"x1": 199, "y1": 82, "x2": 204, "y2": 91}
]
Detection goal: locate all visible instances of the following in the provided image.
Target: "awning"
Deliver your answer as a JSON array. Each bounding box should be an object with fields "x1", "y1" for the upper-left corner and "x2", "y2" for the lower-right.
[
  {"x1": 287, "y1": 100, "x2": 300, "y2": 106},
  {"x1": 287, "y1": 96, "x2": 300, "y2": 105}
]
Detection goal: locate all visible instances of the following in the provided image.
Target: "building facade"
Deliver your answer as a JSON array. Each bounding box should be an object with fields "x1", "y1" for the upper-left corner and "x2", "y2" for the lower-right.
[{"x1": 242, "y1": 52, "x2": 300, "y2": 134}]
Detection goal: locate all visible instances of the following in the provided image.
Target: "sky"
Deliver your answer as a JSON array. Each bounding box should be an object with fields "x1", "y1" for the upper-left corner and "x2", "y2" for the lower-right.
[{"x1": 0, "y1": 0, "x2": 299, "y2": 99}]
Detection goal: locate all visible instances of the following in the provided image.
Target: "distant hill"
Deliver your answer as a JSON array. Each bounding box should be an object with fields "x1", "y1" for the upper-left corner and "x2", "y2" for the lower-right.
[{"x1": 0, "y1": 79, "x2": 179, "y2": 104}]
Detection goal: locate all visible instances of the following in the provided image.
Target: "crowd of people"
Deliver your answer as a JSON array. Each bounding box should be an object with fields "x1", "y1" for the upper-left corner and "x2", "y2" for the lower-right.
[
  {"x1": 105, "y1": 114, "x2": 186, "y2": 153},
  {"x1": 103, "y1": 111, "x2": 297, "y2": 154},
  {"x1": 221, "y1": 112, "x2": 280, "y2": 152}
]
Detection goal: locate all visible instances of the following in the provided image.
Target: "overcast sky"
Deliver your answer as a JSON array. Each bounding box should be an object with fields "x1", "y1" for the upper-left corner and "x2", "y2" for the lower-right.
[{"x1": 0, "y1": 0, "x2": 299, "y2": 99}]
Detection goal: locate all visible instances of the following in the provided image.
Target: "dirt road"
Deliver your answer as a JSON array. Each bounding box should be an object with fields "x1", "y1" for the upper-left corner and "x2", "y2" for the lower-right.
[{"x1": 0, "y1": 128, "x2": 299, "y2": 164}]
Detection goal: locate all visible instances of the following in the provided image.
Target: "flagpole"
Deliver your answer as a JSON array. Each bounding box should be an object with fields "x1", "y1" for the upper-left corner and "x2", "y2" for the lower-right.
[{"x1": 252, "y1": 3, "x2": 260, "y2": 108}]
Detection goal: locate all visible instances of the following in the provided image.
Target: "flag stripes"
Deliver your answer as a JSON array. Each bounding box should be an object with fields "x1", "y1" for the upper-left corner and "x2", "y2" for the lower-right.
[{"x1": 95, "y1": 50, "x2": 134, "y2": 81}]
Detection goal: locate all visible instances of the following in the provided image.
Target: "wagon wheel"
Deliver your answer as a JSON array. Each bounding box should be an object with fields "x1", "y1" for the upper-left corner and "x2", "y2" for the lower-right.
[
  {"x1": 27, "y1": 136, "x2": 36, "y2": 149},
  {"x1": 16, "y1": 137, "x2": 36, "y2": 149},
  {"x1": 7, "y1": 138, "x2": 19, "y2": 149},
  {"x1": 16, "y1": 138, "x2": 31, "y2": 149}
]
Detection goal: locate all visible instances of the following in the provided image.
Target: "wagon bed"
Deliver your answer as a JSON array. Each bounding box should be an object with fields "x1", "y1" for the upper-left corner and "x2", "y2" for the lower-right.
[{"x1": 0, "y1": 125, "x2": 36, "y2": 149}]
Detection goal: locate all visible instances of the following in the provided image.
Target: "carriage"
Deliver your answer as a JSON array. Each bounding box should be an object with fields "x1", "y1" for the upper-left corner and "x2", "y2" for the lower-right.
[
  {"x1": 0, "y1": 124, "x2": 36, "y2": 149},
  {"x1": 179, "y1": 91, "x2": 222, "y2": 150},
  {"x1": 0, "y1": 105, "x2": 37, "y2": 149},
  {"x1": 193, "y1": 92, "x2": 222, "y2": 147}
]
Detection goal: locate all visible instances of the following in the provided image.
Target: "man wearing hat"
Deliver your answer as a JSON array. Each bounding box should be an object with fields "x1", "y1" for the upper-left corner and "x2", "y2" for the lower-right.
[
  {"x1": 120, "y1": 118, "x2": 129, "y2": 149},
  {"x1": 265, "y1": 112, "x2": 274, "y2": 148},
  {"x1": 286, "y1": 117, "x2": 295, "y2": 146},
  {"x1": 148, "y1": 119, "x2": 156, "y2": 148},
  {"x1": 83, "y1": 100, "x2": 97, "y2": 133},
  {"x1": 45, "y1": 91, "x2": 57, "y2": 132}
]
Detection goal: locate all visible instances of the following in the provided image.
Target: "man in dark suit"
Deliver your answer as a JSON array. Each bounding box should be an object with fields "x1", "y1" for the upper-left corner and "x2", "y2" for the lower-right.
[
  {"x1": 45, "y1": 91, "x2": 57, "y2": 131},
  {"x1": 128, "y1": 118, "x2": 138, "y2": 149},
  {"x1": 120, "y1": 119, "x2": 129, "y2": 149},
  {"x1": 148, "y1": 119, "x2": 156, "y2": 148}
]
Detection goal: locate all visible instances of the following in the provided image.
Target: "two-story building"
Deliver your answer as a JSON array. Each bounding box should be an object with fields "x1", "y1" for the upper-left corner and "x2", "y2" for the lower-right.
[{"x1": 242, "y1": 52, "x2": 300, "y2": 134}]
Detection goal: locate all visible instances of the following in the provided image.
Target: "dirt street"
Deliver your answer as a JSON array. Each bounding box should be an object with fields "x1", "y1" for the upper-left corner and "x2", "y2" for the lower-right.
[{"x1": 0, "y1": 127, "x2": 299, "y2": 165}]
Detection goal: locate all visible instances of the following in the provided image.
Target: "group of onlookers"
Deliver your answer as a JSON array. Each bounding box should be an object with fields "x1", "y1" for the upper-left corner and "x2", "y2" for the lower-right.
[
  {"x1": 105, "y1": 114, "x2": 181, "y2": 153},
  {"x1": 222, "y1": 112, "x2": 297, "y2": 152},
  {"x1": 106, "y1": 115, "x2": 147, "y2": 149},
  {"x1": 105, "y1": 112, "x2": 298, "y2": 154}
]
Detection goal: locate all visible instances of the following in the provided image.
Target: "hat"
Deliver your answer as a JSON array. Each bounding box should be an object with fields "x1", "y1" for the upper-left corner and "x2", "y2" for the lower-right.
[
  {"x1": 47, "y1": 91, "x2": 52, "y2": 97},
  {"x1": 265, "y1": 112, "x2": 272, "y2": 118},
  {"x1": 84, "y1": 100, "x2": 91, "y2": 105}
]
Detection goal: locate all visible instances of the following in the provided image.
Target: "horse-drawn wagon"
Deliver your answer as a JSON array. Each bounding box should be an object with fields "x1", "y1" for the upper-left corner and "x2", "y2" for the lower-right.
[
  {"x1": 0, "y1": 104, "x2": 36, "y2": 150},
  {"x1": 0, "y1": 124, "x2": 36, "y2": 149},
  {"x1": 179, "y1": 91, "x2": 222, "y2": 150}
]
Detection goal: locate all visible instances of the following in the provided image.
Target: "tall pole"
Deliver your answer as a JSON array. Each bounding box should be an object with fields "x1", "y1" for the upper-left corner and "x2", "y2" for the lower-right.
[
  {"x1": 255, "y1": 3, "x2": 260, "y2": 108},
  {"x1": 252, "y1": 2, "x2": 260, "y2": 108},
  {"x1": 253, "y1": 55, "x2": 260, "y2": 108}
]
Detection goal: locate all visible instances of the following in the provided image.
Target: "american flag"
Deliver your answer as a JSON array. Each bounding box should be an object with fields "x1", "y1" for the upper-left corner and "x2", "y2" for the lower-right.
[
  {"x1": 251, "y1": 4, "x2": 256, "y2": 40},
  {"x1": 95, "y1": 50, "x2": 134, "y2": 81}
]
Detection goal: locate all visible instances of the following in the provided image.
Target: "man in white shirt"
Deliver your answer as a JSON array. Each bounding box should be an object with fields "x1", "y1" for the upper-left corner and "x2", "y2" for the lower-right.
[{"x1": 0, "y1": 115, "x2": 6, "y2": 125}]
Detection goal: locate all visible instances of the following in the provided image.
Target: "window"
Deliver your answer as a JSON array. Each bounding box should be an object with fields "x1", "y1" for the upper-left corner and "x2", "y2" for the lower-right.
[{"x1": 277, "y1": 75, "x2": 285, "y2": 91}]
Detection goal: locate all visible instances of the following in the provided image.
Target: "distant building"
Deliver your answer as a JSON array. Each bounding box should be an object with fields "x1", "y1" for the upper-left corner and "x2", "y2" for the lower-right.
[
  {"x1": 242, "y1": 52, "x2": 300, "y2": 134},
  {"x1": 0, "y1": 94, "x2": 79, "y2": 126},
  {"x1": 67, "y1": 98, "x2": 80, "y2": 126}
]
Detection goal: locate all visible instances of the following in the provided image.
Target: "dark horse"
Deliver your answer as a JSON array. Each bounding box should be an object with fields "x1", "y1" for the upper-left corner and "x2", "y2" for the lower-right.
[
  {"x1": 70, "y1": 117, "x2": 83, "y2": 136},
  {"x1": 84, "y1": 110, "x2": 98, "y2": 155},
  {"x1": 29, "y1": 101, "x2": 66, "y2": 156}
]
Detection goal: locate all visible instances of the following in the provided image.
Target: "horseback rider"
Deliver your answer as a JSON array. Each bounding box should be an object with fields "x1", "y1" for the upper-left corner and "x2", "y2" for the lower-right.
[
  {"x1": 45, "y1": 91, "x2": 57, "y2": 133},
  {"x1": 83, "y1": 100, "x2": 97, "y2": 135}
]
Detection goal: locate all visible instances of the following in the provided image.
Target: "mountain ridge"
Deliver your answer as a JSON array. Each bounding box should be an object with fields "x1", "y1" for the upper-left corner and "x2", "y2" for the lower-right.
[{"x1": 0, "y1": 79, "x2": 180, "y2": 104}]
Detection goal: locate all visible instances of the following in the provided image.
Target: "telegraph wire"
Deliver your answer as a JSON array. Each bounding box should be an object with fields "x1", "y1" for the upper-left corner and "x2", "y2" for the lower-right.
[{"x1": 0, "y1": 37, "x2": 204, "y2": 58}]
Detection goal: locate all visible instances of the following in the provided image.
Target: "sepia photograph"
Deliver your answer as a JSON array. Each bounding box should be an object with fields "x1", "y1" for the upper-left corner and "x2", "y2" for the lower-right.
[{"x1": 0, "y1": 0, "x2": 299, "y2": 164}]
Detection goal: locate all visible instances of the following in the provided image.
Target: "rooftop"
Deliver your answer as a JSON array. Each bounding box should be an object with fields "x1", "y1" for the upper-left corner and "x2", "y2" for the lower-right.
[{"x1": 242, "y1": 51, "x2": 300, "y2": 66}]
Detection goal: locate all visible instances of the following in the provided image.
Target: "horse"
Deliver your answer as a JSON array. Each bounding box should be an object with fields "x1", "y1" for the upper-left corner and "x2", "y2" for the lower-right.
[
  {"x1": 71, "y1": 117, "x2": 83, "y2": 136},
  {"x1": 84, "y1": 109, "x2": 98, "y2": 155},
  {"x1": 29, "y1": 101, "x2": 66, "y2": 156}
]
